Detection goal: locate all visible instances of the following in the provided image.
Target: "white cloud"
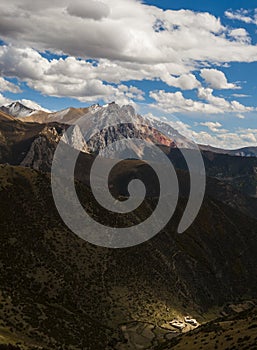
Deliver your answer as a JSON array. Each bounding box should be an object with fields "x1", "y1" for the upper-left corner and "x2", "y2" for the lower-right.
[
  {"x1": 0, "y1": 2, "x2": 257, "y2": 113},
  {"x1": 200, "y1": 69, "x2": 239, "y2": 89},
  {"x1": 0, "y1": 46, "x2": 145, "y2": 104},
  {"x1": 199, "y1": 121, "x2": 228, "y2": 133},
  {"x1": 229, "y1": 28, "x2": 251, "y2": 44},
  {"x1": 0, "y1": 77, "x2": 21, "y2": 93},
  {"x1": 191, "y1": 126, "x2": 257, "y2": 149},
  {"x1": 1, "y1": 2, "x2": 257, "y2": 65},
  {"x1": 0, "y1": 93, "x2": 11, "y2": 105},
  {"x1": 197, "y1": 87, "x2": 253, "y2": 112},
  {"x1": 194, "y1": 130, "x2": 257, "y2": 149},
  {"x1": 162, "y1": 73, "x2": 200, "y2": 90},
  {"x1": 225, "y1": 9, "x2": 257, "y2": 25},
  {"x1": 144, "y1": 113, "x2": 257, "y2": 149},
  {"x1": 150, "y1": 88, "x2": 254, "y2": 115},
  {"x1": 150, "y1": 90, "x2": 220, "y2": 114},
  {"x1": 232, "y1": 94, "x2": 250, "y2": 98},
  {"x1": 66, "y1": 1, "x2": 110, "y2": 20}
]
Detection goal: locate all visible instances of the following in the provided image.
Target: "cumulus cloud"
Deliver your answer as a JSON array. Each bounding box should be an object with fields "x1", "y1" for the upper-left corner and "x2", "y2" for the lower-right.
[
  {"x1": 0, "y1": 2, "x2": 257, "y2": 116},
  {"x1": 229, "y1": 28, "x2": 251, "y2": 44},
  {"x1": 162, "y1": 73, "x2": 200, "y2": 90},
  {"x1": 197, "y1": 87, "x2": 253, "y2": 112},
  {"x1": 193, "y1": 129, "x2": 257, "y2": 149},
  {"x1": 150, "y1": 90, "x2": 222, "y2": 114},
  {"x1": 0, "y1": 2, "x2": 257, "y2": 84},
  {"x1": 199, "y1": 121, "x2": 228, "y2": 133},
  {"x1": 0, "y1": 45, "x2": 145, "y2": 104},
  {"x1": 200, "y1": 69, "x2": 238, "y2": 89},
  {"x1": 0, "y1": 1, "x2": 257, "y2": 64},
  {"x1": 188, "y1": 123, "x2": 256, "y2": 149},
  {"x1": 150, "y1": 88, "x2": 254, "y2": 114},
  {"x1": 0, "y1": 77, "x2": 21, "y2": 93},
  {"x1": 0, "y1": 93, "x2": 11, "y2": 105},
  {"x1": 225, "y1": 9, "x2": 257, "y2": 25},
  {"x1": 67, "y1": 1, "x2": 110, "y2": 20}
]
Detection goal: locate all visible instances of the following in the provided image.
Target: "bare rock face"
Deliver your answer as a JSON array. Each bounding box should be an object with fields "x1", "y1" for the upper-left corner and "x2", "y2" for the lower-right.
[
  {"x1": 73, "y1": 103, "x2": 184, "y2": 158},
  {"x1": 20, "y1": 125, "x2": 90, "y2": 172},
  {"x1": 20, "y1": 127, "x2": 62, "y2": 172},
  {"x1": 62, "y1": 124, "x2": 89, "y2": 153},
  {"x1": 0, "y1": 101, "x2": 190, "y2": 160}
]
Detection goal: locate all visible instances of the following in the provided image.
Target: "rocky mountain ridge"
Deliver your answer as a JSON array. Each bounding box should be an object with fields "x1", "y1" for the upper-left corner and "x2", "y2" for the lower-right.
[
  {"x1": 0, "y1": 102, "x2": 257, "y2": 349},
  {"x1": 1, "y1": 101, "x2": 256, "y2": 158}
]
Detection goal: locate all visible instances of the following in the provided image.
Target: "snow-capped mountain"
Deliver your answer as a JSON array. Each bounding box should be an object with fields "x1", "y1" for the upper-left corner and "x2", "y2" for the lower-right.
[
  {"x1": 2, "y1": 100, "x2": 255, "y2": 158},
  {"x1": 71, "y1": 102, "x2": 186, "y2": 158},
  {"x1": 0, "y1": 101, "x2": 36, "y2": 118},
  {"x1": 18, "y1": 99, "x2": 51, "y2": 113},
  {"x1": 0, "y1": 101, "x2": 202, "y2": 158},
  {"x1": 0, "y1": 100, "x2": 51, "y2": 118},
  {"x1": 18, "y1": 106, "x2": 92, "y2": 124}
]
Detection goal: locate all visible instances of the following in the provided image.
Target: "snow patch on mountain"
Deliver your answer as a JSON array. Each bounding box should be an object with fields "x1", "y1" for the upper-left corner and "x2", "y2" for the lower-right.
[{"x1": 0, "y1": 100, "x2": 51, "y2": 118}]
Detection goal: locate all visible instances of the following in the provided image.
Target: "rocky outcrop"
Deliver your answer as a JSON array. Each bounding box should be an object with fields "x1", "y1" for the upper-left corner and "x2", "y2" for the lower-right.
[
  {"x1": 20, "y1": 126, "x2": 61, "y2": 171},
  {"x1": 20, "y1": 125, "x2": 89, "y2": 172}
]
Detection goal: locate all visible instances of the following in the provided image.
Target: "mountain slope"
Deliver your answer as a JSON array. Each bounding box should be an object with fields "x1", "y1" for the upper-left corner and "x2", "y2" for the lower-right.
[
  {"x1": 167, "y1": 148, "x2": 257, "y2": 199},
  {"x1": 0, "y1": 110, "x2": 15, "y2": 122},
  {"x1": 1, "y1": 112, "x2": 257, "y2": 220},
  {"x1": 1, "y1": 165, "x2": 257, "y2": 349},
  {"x1": 0, "y1": 104, "x2": 178, "y2": 163},
  {"x1": 0, "y1": 102, "x2": 36, "y2": 118},
  {"x1": 154, "y1": 302, "x2": 257, "y2": 350},
  {"x1": 2, "y1": 101, "x2": 256, "y2": 158},
  {"x1": 0, "y1": 115, "x2": 91, "y2": 171},
  {"x1": 22, "y1": 107, "x2": 91, "y2": 124}
]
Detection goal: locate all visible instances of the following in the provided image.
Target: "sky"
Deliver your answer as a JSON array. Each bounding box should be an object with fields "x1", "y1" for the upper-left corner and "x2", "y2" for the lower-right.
[{"x1": 0, "y1": 0, "x2": 257, "y2": 149}]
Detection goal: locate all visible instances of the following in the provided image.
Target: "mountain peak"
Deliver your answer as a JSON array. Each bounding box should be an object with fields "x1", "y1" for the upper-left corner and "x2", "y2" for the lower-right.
[
  {"x1": 0, "y1": 100, "x2": 51, "y2": 118},
  {"x1": 0, "y1": 101, "x2": 35, "y2": 118},
  {"x1": 7, "y1": 101, "x2": 33, "y2": 111}
]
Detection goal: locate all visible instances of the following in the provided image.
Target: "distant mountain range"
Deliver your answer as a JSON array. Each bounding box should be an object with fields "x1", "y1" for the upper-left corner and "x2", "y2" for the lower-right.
[
  {"x1": 199, "y1": 144, "x2": 257, "y2": 158},
  {"x1": 0, "y1": 101, "x2": 37, "y2": 118},
  {"x1": 1, "y1": 101, "x2": 256, "y2": 158},
  {"x1": 0, "y1": 101, "x2": 256, "y2": 200},
  {"x1": 0, "y1": 101, "x2": 191, "y2": 160},
  {"x1": 0, "y1": 100, "x2": 257, "y2": 349}
]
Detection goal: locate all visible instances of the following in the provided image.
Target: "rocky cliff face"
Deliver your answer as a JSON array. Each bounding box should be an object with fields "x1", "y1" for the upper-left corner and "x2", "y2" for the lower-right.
[
  {"x1": 0, "y1": 101, "x2": 189, "y2": 156},
  {"x1": 20, "y1": 125, "x2": 90, "y2": 171},
  {"x1": 0, "y1": 103, "x2": 180, "y2": 166},
  {"x1": 0, "y1": 110, "x2": 257, "y2": 219},
  {"x1": 20, "y1": 126, "x2": 62, "y2": 171}
]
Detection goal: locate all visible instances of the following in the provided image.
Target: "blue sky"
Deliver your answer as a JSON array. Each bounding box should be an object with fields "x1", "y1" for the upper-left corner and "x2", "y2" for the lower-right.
[{"x1": 0, "y1": 0, "x2": 257, "y2": 148}]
